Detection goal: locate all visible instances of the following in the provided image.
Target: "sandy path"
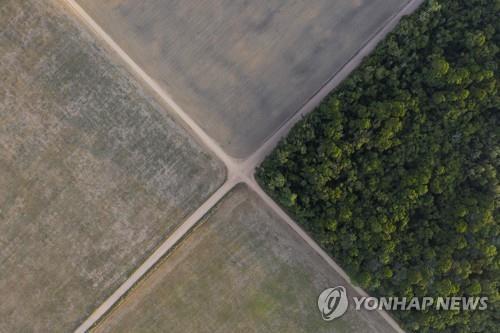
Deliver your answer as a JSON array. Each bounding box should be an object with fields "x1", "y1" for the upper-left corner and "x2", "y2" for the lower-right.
[{"x1": 62, "y1": 0, "x2": 425, "y2": 331}]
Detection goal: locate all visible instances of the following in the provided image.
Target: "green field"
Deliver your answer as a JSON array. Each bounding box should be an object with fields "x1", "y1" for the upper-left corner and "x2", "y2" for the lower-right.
[
  {"x1": 93, "y1": 185, "x2": 396, "y2": 333},
  {"x1": 76, "y1": 0, "x2": 410, "y2": 157},
  {"x1": 0, "y1": 0, "x2": 224, "y2": 331}
]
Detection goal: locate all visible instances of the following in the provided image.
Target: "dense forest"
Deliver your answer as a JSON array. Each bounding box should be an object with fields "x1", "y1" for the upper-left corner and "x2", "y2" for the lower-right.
[{"x1": 257, "y1": 0, "x2": 499, "y2": 331}]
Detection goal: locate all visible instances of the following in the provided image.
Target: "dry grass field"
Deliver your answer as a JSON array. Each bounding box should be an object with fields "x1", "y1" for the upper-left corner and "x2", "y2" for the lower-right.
[
  {"x1": 76, "y1": 0, "x2": 409, "y2": 157},
  {"x1": 93, "y1": 185, "x2": 396, "y2": 333},
  {"x1": 0, "y1": 0, "x2": 224, "y2": 331}
]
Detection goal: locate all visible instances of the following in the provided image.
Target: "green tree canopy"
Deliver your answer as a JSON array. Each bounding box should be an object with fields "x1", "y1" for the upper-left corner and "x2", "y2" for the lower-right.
[{"x1": 258, "y1": 0, "x2": 499, "y2": 331}]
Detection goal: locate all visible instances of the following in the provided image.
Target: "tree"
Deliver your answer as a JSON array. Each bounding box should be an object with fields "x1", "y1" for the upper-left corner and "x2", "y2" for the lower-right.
[{"x1": 257, "y1": 0, "x2": 499, "y2": 331}]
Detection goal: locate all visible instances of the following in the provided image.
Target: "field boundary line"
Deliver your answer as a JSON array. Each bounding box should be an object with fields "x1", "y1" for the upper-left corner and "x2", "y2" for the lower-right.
[
  {"x1": 74, "y1": 180, "x2": 237, "y2": 332},
  {"x1": 59, "y1": 0, "x2": 239, "y2": 173},
  {"x1": 246, "y1": 179, "x2": 405, "y2": 332},
  {"x1": 243, "y1": 0, "x2": 426, "y2": 172},
  {"x1": 61, "y1": 0, "x2": 424, "y2": 332},
  {"x1": 87, "y1": 181, "x2": 239, "y2": 332}
]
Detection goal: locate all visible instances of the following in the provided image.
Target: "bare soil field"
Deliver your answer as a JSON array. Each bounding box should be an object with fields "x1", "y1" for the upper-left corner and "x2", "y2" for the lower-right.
[
  {"x1": 0, "y1": 0, "x2": 224, "y2": 331},
  {"x1": 75, "y1": 0, "x2": 409, "y2": 158},
  {"x1": 93, "y1": 185, "x2": 396, "y2": 333}
]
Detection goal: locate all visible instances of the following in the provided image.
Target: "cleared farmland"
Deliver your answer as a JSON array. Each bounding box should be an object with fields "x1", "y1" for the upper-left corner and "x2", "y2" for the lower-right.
[
  {"x1": 93, "y1": 184, "x2": 396, "y2": 333},
  {"x1": 0, "y1": 0, "x2": 224, "y2": 331},
  {"x1": 75, "y1": 0, "x2": 410, "y2": 158}
]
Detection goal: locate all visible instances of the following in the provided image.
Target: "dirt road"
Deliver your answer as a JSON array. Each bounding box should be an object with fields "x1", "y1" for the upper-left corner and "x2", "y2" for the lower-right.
[{"x1": 64, "y1": 0, "x2": 425, "y2": 331}]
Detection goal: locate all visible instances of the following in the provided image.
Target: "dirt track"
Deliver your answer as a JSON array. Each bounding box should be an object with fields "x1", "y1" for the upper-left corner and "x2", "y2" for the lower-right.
[
  {"x1": 61, "y1": 0, "x2": 426, "y2": 331},
  {"x1": 74, "y1": 0, "x2": 412, "y2": 158}
]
